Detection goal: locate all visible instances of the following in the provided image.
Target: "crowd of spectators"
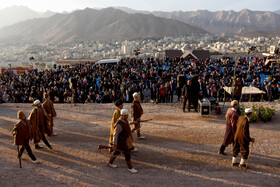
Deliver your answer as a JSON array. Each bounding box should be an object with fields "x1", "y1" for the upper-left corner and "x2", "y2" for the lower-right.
[{"x1": 1, "y1": 56, "x2": 280, "y2": 104}]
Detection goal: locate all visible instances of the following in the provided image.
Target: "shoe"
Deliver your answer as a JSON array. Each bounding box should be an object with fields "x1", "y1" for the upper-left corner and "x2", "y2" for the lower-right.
[
  {"x1": 108, "y1": 163, "x2": 118, "y2": 168},
  {"x1": 48, "y1": 146, "x2": 53, "y2": 150},
  {"x1": 33, "y1": 160, "x2": 39, "y2": 164},
  {"x1": 35, "y1": 145, "x2": 43, "y2": 149},
  {"x1": 231, "y1": 163, "x2": 239, "y2": 167},
  {"x1": 239, "y1": 164, "x2": 247, "y2": 169},
  {"x1": 218, "y1": 151, "x2": 227, "y2": 155},
  {"x1": 128, "y1": 168, "x2": 138, "y2": 173},
  {"x1": 131, "y1": 148, "x2": 138, "y2": 152},
  {"x1": 138, "y1": 136, "x2": 146, "y2": 140},
  {"x1": 52, "y1": 132, "x2": 58, "y2": 136}
]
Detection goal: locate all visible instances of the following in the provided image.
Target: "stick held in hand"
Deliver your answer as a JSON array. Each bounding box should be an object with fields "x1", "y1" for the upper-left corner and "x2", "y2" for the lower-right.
[{"x1": 245, "y1": 142, "x2": 253, "y2": 172}]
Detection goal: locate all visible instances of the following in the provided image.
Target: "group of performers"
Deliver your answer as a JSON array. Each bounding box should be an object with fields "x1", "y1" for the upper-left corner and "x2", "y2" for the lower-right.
[
  {"x1": 108, "y1": 92, "x2": 144, "y2": 173},
  {"x1": 218, "y1": 100, "x2": 255, "y2": 169},
  {"x1": 12, "y1": 93, "x2": 57, "y2": 164},
  {"x1": 11, "y1": 92, "x2": 254, "y2": 173}
]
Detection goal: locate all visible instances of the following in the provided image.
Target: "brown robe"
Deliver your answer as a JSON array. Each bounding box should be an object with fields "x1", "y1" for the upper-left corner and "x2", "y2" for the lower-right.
[
  {"x1": 114, "y1": 119, "x2": 133, "y2": 151},
  {"x1": 28, "y1": 107, "x2": 49, "y2": 143},
  {"x1": 12, "y1": 120, "x2": 33, "y2": 145},
  {"x1": 109, "y1": 108, "x2": 133, "y2": 149},
  {"x1": 222, "y1": 108, "x2": 239, "y2": 146},
  {"x1": 234, "y1": 116, "x2": 252, "y2": 145},
  {"x1": 131, "y1": 100, "x2": 143, "y2": 121},
  {"x1": 42, "y1": 100, "x2": 57, "y2": 129}
]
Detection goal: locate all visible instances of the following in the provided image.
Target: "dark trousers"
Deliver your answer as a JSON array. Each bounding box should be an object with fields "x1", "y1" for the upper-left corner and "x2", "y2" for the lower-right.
[
  {"x1": 113, "y1": 150, "x2": 131, "y2": 161},
  {"x1": 233, "y1": 96, "x2": 241, "y2": 102},
  {"x1": 159, "y1": 95, "x2": 165, "y2": 103},
  {"x1": 19, "y1": 138, "x2": 36, "y2": 161},
  {"x1": 233, "y1": 141, "x2": 249, "y2": 159},
  {"x1": 187, "y1": 97, "x2": 198, "y2": 111},
  {"x1": 133, "y1": 121, "x2": 141, "y2": 137},
  {"x1": 39, "y1": 126, "x2": 51, "y2": 148},
  {"x1": 182, "y1": 97, "x2": 188, "y2": 111}
]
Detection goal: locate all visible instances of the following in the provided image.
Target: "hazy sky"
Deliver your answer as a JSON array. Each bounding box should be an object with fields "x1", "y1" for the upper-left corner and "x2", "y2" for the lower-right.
[{"x1": 0, "y1": 0, "x2": 279, "y2": 12}]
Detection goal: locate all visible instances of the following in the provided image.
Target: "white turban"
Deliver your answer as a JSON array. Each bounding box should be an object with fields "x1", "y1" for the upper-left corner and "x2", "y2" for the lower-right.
[
  {"x1": 231, "y1": 100, "x2": 238, "y2": 107},
  {"x1": 245, "y1": 108, "x2": 252, "y2": 113},
  {"x1": 33, "y1": 100, "x2": 41, "y2": 105},
  {"x1": 120, "y1": 109, "x2": 129, "y2": 115},
  {"x1": 133, "y1": 92, "x2": 139, "y2": 98}
]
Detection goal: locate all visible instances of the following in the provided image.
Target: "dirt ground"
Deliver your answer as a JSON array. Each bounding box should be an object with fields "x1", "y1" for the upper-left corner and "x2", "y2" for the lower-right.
[{"x1": 0, "y1": 102, "x2": 279, "y2": 187}]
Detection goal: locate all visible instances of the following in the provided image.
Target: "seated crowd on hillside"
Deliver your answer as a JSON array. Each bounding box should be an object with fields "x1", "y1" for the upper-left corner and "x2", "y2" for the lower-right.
[{"x1": 1, "y1": 56, "x2": 280, "y2": 104}]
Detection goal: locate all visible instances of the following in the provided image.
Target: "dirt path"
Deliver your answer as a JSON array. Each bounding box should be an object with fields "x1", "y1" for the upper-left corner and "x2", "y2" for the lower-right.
[{"x1": 0, "y1": 103, "x2": 279, "y2": 186}]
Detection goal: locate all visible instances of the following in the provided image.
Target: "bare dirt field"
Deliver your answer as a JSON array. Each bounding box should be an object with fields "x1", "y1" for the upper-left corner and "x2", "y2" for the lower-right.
[{"x1": 0, "y1": 102, "x2": 279, "y2": 187}]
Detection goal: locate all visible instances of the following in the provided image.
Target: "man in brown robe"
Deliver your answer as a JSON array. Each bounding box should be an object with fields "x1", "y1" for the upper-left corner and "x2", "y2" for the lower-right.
[
  {"x1": 232, "y1": 108, "x2": 255, "y2": 168},
  {"x1": 28, "y1": 100, "x2": 53, "y2": 150},
  {"x1": 109, "y1": 100, "x2": 136, "y2": 152},
  {"x1": 218, "y1": 100, "x2": 239, "y2": 155},
  {"x1": 42, "y1": 93, "x2": 57, "y2": 136},
  {"x1": 131, "y1": 92, "x2": 145, "y2": 139},
  {"x1": 12, "y1": 111, "x2": 39, "y2": 164},
  {"x1": 108, "y1": 109, "x2": 138, "y2": 173}
]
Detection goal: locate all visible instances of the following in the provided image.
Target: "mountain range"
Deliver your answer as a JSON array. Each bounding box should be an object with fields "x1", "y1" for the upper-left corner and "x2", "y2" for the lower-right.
[
  {"x1": 116, "y1": 7, "x2": 280, "y2": 36},
  {"x1": 0, "y1": 8, "x2": 207, "y2": 43},
  {"x1": 0, "y1": 6, "x2": 279, "y2": 44},
  {"x1": 0, "y1": 6, "x2": 56, "y2": 28}
]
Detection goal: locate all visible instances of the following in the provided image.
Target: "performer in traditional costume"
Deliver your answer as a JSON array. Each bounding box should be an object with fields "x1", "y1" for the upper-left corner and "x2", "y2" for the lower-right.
[
  {"x1": 131, "y1": 92, "x2": 145, "y2": 139},
  {"x1": 108, "y1": 109, "x2": 138, "y2": 173},
  {"x1": 42, "y1": 93, "x2": 57, "y2": 136},
  {"x1": 232, "y1": 108, "x2": 255, "y2": 168},
  {"x1": 12, "y1": 111, "x2": 39, "y2": 164},
  {"x1": 218, "y1": 100, "x2": 239, "y2": 155},
  {"x1": 28, "y1": 100, "x2": 53, "y2": 150}
]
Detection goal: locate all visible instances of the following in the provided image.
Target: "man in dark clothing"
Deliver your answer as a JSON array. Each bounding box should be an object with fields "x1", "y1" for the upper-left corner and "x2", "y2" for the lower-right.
[
  {"x1": 232, "y1": 108, "x2": 255, "y2": 169},
  {"x1": 181, "y1": 80, "x2": 190, "y2": 112},
  {"x1": 270, "y1": 83, "x2": 278, "y2": 101},
  {"x1": 187, "y1": 79, "x2": 199, "y2": 112},
  {"x1": 151, "y1": 83, "x2": 157, "y2": 103},
  {"x1": 233, "y1": 78, "x2": 243, "y2": 101}
]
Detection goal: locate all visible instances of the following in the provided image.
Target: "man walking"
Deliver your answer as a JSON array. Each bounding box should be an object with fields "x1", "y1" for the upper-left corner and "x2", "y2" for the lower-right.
[
  {"x1": 42, "y1": 93, "x2": 57, "y2": 136},
  {"x1": 218, "y1": 100, "x2": 239, "y2": 155},
  {"x1": 232, "y1": 108, "x2": 255, "y2": 168},
  {"x1": 12, "y1": 111, "x2": 39, "y2": 164},
  {"x1": 28, "y1": 100, "x2": 53, "y2": 150},
  {"x1": 109, "y1": 100, "x2": 136, "y2": 152},
  {"x1": 131, "y1": 92, "x2": 145, "y2": 139},
  {"x1": 108, "y1": 109, "x2": 138, "y2": 173}
]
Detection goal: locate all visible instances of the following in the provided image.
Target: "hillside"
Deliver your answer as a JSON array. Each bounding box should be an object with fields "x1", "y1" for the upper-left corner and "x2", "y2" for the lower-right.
[
  {"x1": 0, "y1": 8, "x2": 208, "y2": 43},
  {"x1": 118, "y1": 7, "x2": 280, "y2": 35}
]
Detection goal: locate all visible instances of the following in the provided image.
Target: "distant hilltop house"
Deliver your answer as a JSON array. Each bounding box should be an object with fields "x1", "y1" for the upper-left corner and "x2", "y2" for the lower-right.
[
  {"x1": 165, "y1": 50, "x2": 183, "y2": 60},
  {"x1": 181, "y1": 50, "x2": 210, "y2": 60},
  {"x1": 165, "y1": 49, "x2": 210, "y2": 60}
]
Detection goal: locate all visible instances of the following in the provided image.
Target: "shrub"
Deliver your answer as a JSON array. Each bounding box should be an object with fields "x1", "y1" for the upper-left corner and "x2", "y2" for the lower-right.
[
  {"x1": 259, "y1": 106, "x2": 276, "y2": 122},
  {"x1": 239, "y1": 105, "x2": 275, "y2": 123}
]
